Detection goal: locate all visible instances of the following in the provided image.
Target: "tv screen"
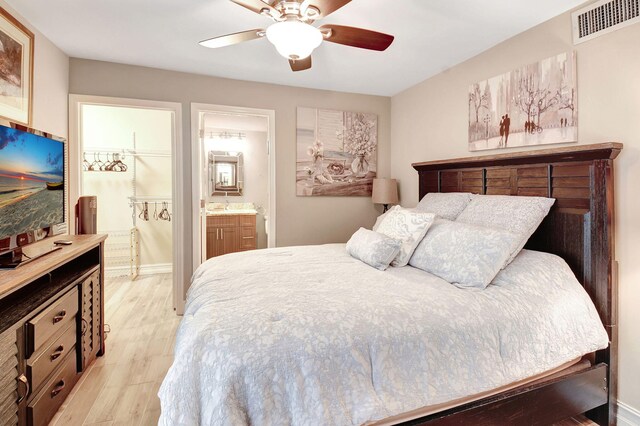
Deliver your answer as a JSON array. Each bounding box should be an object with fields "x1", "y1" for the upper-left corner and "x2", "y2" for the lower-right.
[{"x1": 0, "y1": 126, "x2": 65, "y2": 246}]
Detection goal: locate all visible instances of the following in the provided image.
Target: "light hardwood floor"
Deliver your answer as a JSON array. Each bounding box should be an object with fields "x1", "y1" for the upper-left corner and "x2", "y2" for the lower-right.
[
  {"x1": 49, "y1": 273, "x2": 597, "y2": 426},
  {"x1": 50, "y1": 273, "x2": 180, "y2": 426}
]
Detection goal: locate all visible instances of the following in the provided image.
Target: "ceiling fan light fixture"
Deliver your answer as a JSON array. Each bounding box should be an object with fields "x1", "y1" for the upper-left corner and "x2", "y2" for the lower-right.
[{"x1": 266, "y1": 20, "x2": 322, "y2": 60}]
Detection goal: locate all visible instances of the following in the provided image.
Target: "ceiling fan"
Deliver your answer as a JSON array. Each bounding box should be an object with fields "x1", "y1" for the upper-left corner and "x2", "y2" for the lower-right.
[{"x1": 199, "y1": 0, "x2": 395, "y2": 72}]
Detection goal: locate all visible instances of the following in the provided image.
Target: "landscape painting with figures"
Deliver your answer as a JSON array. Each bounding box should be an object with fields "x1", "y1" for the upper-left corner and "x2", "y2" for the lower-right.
[
  {"x1": 468, "y1": 52, "x2": 577, "y2": 152},
  {"x1": 296, "y1": 107, "x2": 377, "y2": 196}
]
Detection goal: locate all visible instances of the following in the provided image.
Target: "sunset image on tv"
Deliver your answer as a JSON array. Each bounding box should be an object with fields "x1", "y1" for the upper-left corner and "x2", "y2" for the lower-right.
[{"x1": 0, "y1": 127, "x2": 64, "y2": 238}]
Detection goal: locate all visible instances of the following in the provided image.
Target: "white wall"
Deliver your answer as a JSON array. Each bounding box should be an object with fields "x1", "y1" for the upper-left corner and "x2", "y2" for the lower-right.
[
  {"x1": 390, "y1": 6, "x2": 640, "y2": 414},
  {"x1": 81, "y1": 105, "x2": 173, "y2": 269}
]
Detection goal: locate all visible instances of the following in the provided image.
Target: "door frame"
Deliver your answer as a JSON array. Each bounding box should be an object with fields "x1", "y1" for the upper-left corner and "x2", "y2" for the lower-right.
[
  {"x1": 190, "y1": 103, "x2": 276, "y2": 273},
  {"x1": 68, "y1": 94, "x2": 185, "y2": 313}
]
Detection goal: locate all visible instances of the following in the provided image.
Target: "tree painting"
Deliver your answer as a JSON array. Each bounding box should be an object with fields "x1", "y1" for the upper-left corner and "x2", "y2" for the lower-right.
[
  {"x1": 468, "y1": 52, "x2": 578, "y2": 152},
  {"x1": 469, "y1": 83, "x2": 488, "y2": 123}
]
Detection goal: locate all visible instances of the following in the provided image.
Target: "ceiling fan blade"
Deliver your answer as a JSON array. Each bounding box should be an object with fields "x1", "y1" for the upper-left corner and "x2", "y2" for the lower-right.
[
  {"x1": 289, "y1": 56, "x2": 312, "y2": 72},
  {"x1": 301, "y1": 0, "x2": 352, "y2": 19},
  {"x1": 230, "y1": 0, "x2": 281, "y2": 18},
  {"x1": 199, "y1": 29, "x2": 265, "y2": 49},
  {"x1": 320, "y1": 24, "x2": 394, "y2": 51}
]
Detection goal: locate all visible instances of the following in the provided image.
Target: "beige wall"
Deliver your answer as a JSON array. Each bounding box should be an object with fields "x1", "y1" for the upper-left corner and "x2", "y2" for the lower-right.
[
  {"x1": 391, "y1": 8, "x2": 640, "y2": 413},
  {"x1": 0, "y1": 0, "x2": 69, "y2": 138},
  {"x1": 69, "y1": 59, "x2": 391, "y2": 287},
  {"x1": 0, "y1": 1, "x2": 68, "y2": 233}
]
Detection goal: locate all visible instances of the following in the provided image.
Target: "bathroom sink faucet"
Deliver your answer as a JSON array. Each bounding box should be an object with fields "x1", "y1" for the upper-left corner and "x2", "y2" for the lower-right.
[{"x1": 225, "y1": 199, "x2": 230, "y2": 210}]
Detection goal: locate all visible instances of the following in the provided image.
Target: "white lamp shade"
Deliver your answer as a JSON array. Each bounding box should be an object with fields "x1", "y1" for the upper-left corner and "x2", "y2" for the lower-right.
[
  {"x1": 372, "y1": 178, "x2": 399, "y2": 205},
  {"x1": 266, "y1": 20, "x2": 323, "y2": 60}
]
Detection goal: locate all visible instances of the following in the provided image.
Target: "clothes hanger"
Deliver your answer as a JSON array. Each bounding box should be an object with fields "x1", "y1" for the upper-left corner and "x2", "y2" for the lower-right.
[
  {"x1": 82, "y1": 152, "x2": 90, "y2": 171},
  {"x1": 89, "y1": 152, "x2": 99, "y2": 171},
  {"x1": 104, "y1": 153, "x2": 113, "y2": 171},
  {"x1": 98, "y1": 152, "x2": 107, "y2": 171}
]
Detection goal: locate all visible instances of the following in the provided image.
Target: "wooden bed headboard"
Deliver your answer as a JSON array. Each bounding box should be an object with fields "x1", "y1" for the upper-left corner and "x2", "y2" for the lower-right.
[{"x1": 412, "y1": 142, "x2": 622, "y2": 424}]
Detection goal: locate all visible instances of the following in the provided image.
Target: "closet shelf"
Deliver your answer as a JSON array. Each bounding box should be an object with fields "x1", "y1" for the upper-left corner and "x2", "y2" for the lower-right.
[
  {"x1": 126, "y1": 148, "x2": 171, "y2": 158},
  {"x1": 83, "y1": 147, "x2": 170, "y2": 157},
  {"x1": 128, "y1": 196, "x2": 172, "y2": 203}
]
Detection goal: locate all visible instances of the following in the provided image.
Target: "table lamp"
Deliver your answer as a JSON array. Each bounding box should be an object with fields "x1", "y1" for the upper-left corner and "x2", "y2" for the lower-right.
[{"x1": 372, "y1": 178, "x2": 398, "y2": 212}]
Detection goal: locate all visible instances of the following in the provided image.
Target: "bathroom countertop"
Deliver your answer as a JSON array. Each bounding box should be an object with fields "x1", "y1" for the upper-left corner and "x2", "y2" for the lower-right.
[{"x1": 206, "y1": 209, "x2": 257, "y2": 216}]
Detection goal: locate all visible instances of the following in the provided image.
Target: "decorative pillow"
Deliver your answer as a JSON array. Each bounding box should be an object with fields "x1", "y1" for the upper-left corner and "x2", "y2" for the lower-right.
[
  {"x1": 374, "y1": 206, "x2": 436, "y2": 267},
  {"x1": 415, "y1": 192, "x2": 473, "y2": 220},
  {"x1": 373, "y1": 209, "x2": 394, "y2": 231},
  {"x1": 455, "y1": 195, "x2": 555, "y2": 267},
  {"x1": 409, "y1": 219, "x2": 521, "y2": 289},
  {"x1": 346, "y1": 228, "x2": 402, "y2": 271}
]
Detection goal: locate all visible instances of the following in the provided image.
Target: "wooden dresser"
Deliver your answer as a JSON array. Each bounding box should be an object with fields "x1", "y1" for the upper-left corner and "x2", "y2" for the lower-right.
[
  {"x1": 206, "y1": 213, "x2": 257, "y2": 259},
  {"x1": 0, "y1": 235, "x2": 106, "y2": 426}
]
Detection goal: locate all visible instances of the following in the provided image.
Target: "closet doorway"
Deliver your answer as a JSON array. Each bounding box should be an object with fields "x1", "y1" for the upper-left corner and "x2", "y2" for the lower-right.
[
  {"x1": 190, "y1": 104, "x2": 276, "y2": 273},
  {"x1": 69, "y1": 95, "x2": 184, "y2": 312}
]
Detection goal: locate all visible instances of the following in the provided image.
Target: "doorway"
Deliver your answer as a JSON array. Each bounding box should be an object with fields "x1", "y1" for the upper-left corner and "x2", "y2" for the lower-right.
[
  {"x1": 190, "y1": 104, "x2": 276, "y2": 272},
  {"x1": 69, "y1": 95, "x2": 184, "y2": 312}
]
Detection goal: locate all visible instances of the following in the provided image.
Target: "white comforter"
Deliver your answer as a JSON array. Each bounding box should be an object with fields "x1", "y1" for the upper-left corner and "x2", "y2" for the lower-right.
[{"x1": 159, "y1": 245, "x2": 608, "y2": 426}]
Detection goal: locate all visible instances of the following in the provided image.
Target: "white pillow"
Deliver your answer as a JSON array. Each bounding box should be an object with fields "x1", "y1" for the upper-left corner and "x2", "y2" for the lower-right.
[
  {"x1": 374, "y1": 206, "x2": 436, "y2": 267},
  {"x1": 346, "y1": 228, "x2": 401, "y2": 271},
  {"x1": 415, "y1": 192, "x2": 473, "y2": 220},
  {"x1": 372, "y1": 208, "x2": 399, "y2": 231},
  {"x1": 409, "y1": 219, "x2": 521, "y2": 289},
  {"x1": 455, "y1": 195, "x2": 555, "y2": 267}
]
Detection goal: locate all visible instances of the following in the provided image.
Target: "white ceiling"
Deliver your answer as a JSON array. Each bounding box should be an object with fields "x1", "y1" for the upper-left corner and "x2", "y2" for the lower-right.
[{"x1": 7, "y1": 0, "x2": 587, "y2": 96}]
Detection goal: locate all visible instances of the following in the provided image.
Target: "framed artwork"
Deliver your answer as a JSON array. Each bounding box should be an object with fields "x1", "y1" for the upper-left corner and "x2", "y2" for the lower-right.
[
  {"x1": 296, "y1": 107, "x2": 377, "y2": 196},
  {"x1": 468, "y1": 52, "x2": 577, "y2": 152},
  {"x1": 0, "y1": 7, "x2": 34, "y2": 126}
]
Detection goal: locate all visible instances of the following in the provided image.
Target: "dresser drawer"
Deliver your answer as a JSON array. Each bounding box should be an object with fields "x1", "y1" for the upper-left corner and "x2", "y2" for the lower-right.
[
  {"x1": 26, "y1": 288, "x2": 78, "y2": 358},
  {"x1": 27, "y1": 323, "x2": 76, "y2": 392},
  {"x1": 27, "y1": 349, "x2": 79, "y2": 426},
  {"x1": 207, "y1": 215, "x2": 239, "y2": 227},
  {"x1": 239, "y1": 226, "x2": 256, "y2": 250},
  {"x1": 239, "y1": 214, "x2": 256, "y2": 227}
]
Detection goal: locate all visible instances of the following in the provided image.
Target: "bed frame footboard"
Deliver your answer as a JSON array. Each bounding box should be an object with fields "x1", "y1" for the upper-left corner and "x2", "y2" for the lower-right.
[{"x1": 401, "y1": 364, "x2": 608, "y2": 426}]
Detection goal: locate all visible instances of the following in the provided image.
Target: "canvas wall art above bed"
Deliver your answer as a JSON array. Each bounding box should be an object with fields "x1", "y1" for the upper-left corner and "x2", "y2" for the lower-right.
[
  {"x1": 468, "y1": 51, "x2": 577, "y2": 151},
  {"x1": 296, "y1": 107, "x2": 377, "y2": 196}
]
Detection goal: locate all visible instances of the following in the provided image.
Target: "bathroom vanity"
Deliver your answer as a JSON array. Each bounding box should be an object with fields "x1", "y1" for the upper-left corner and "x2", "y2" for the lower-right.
[{"x1": 206, "y1": 211, "x2": 257, "y2": 259}]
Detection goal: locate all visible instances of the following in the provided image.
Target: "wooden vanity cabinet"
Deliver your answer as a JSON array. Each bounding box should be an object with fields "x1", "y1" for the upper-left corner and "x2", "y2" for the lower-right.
[
  {"x1": 0, "y1": 235, "x2": 106, "y2": 426},
  {"x1": 206, "y1": 214, "x2": 256, "y2": 259}
]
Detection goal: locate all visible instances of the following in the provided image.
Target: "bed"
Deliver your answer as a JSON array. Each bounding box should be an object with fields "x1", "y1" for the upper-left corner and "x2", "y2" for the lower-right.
[{"x1": 159, "y1": 143, "x2": 622, "y2": 425}]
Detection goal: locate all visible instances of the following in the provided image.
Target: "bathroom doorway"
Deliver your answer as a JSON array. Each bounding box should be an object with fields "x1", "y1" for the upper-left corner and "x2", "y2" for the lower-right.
[{"x1": 190, "y1": 104, "x2": 276, "y2": 271}]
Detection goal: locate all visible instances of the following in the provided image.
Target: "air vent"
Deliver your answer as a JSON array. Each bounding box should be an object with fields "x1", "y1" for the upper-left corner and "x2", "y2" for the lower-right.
[{"x1": 572, "y1": 0, "x2": 639, "y2": 44}]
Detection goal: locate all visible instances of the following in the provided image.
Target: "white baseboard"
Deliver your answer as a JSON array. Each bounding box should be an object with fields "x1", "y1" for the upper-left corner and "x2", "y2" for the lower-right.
[
  {"x1": 139, "y1": 263, "x2": 173, "y2": 275},
  {"x1": 105, "y1": 263, "x2": 172, "y2": 278},
  {"x1": 104, "y1": 265, "x2": 131, "y2": 278},
  {"x1": 618, "y1": 401, "x2": 640, "y2": 426}
]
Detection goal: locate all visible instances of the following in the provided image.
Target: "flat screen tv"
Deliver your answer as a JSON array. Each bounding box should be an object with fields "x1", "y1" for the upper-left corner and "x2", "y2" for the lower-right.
[{"x1": 0, "y1": 124, "x2": 66, "y2": 268}]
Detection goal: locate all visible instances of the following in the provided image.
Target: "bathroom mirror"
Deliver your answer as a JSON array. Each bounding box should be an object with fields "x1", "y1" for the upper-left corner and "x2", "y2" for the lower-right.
[{"x1": 209, "y1": 151, "x2": 243, "y2": 196}]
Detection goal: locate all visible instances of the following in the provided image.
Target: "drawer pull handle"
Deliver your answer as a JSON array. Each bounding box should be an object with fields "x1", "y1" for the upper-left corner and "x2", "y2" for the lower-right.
[
  {"x1": 17, "y1": 374, "x2": 29, "y2": 403},
  {"x1": 50, "y1": 344, "x2": 65, "y2": 361},
  {"x1": 51, "y1": 379, "x2": 66, "y2": 398},
  {"x1": 242, "y1": 236, "x2": 254, "y2": 239},
  {"x1": 53, "y1": 310, "x2": 67, "y2": 324}
]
